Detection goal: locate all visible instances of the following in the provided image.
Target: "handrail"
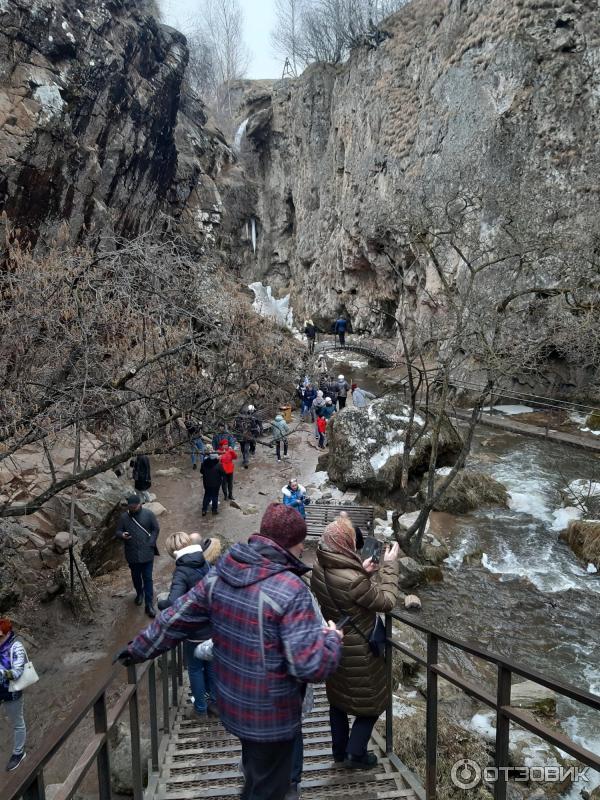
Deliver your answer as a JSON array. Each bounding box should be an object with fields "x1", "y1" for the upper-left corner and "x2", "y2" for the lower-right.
[
  {"x1": 4, "y1": 644, "x2": 185, "y2": 800},
  {"x1": 385, "y1": 611, "x2": 600, "y2": 800}
]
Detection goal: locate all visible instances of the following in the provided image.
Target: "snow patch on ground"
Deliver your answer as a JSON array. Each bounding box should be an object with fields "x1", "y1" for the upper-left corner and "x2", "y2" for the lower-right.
[
  {"x1": 392, "y1": 697, "x2": 418, "y2": 719},
  {"x1": 436, "y1": 466, "x2": 453, "y2": 476},
  {"x1": 249, "y1": 282, "x2": 294, "y2": 331},
  {"x1": 482, "y1": 404, "x2": 536, "y2": 415},
  {"x1": 310, "y1": 471, "x2": 329, "y2": 488},
  {"x1": 568, "y1": 479, "x2": 600, "y2": 499}
]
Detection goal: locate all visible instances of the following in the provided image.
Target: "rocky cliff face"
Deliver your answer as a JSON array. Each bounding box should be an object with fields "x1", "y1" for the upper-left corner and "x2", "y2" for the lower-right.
[
  {"x1": 0, "y1": 0, "x2": 240, "y2": 250},
  {"x1": 239, "y1": 0, "x2": 600, "y2": 384}
]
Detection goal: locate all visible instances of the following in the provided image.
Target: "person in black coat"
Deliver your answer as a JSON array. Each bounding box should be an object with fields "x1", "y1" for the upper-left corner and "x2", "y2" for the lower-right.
[
  {"x1": 200, "y1": 447, "x2": 222, "y2": 515},
  {"x1": 115, "y1": 495, "x2": 160, "y2": 617},
  {"x1": 158, "y1": 532, "x2": 219, "y2": 719},
  {"x1": 131, "y1": 455, "x2": 152, "y2": 501}
]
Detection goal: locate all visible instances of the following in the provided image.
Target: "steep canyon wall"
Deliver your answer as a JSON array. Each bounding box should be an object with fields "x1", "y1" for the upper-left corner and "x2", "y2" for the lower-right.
[
  {"x1": 239, "y1": 0, "x2": 600, "y2": 394},
  {"x1": 0, "y1": 0, "x2": 241, "y2": 250}
]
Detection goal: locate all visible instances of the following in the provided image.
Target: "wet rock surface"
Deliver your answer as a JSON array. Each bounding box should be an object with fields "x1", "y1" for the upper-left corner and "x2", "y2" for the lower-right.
[{"x1": 0, "y1": 0, "x2": 238, "y2": 251}]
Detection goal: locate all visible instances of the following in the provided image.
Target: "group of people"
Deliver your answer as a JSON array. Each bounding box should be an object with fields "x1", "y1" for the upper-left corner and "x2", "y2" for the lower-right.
[
  {"x1": 303, "y1": 315, "x2": 349, "y2": 353},
  {"x1": 117, "y1": 502, "x2": 400, "y2": 800}
]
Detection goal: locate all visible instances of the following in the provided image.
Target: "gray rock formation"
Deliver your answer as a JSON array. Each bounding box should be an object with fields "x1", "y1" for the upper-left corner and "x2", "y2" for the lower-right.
[
  {"x1": 420, "y1": 469, "x2": 509, "y2": 514},
  {"x1": 0, "y1": 0, "x2": 239, "y2": 251},
  {"x1": 238, "y1": 0, "x2": 600, "y2": 394},
  {"x1": 326, "y1": 394, "x2": 462, "y2": 491}
]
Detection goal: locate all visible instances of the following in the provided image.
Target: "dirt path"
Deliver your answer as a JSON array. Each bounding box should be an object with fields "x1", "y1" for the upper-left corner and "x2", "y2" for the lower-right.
[{"x1": 0, "y1": 415, "x2": 320, "y2": 791}]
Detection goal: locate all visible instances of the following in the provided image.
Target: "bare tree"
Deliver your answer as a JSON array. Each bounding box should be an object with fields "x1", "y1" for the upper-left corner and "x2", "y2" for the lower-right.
[
  {"x1": 286, "y1": 0, "x2": 407, "y2": 66},
  {"x1": 374, "y1": 194, "x2": 600, "y2": 556},
  {"x1": 0, "y1": 228, "x2": 297, "y2": 520},
  {"x1": 271, "y1": 0, "x2": 307, "y2": 76},
  {"x1": 190, "y1": 0, "x2": 250, "y2": 113}
]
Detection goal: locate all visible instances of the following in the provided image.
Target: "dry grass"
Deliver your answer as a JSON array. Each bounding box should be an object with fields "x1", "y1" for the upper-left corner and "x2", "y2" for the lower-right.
[
  {"x1": 565, "y1": 520, "x2": 600, "y2": 568},
  {"x1": 378, "y1": 707, "x2": 492, "y2": 800}
]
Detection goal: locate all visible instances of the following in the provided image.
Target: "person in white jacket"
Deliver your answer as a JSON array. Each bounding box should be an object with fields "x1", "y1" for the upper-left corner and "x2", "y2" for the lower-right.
[
  {"x1": 282, "y1": 479, "x2": 308, "y2": 518},
  {"x1": 0, "y1": 618, "x2": 27, "y2": 772}
]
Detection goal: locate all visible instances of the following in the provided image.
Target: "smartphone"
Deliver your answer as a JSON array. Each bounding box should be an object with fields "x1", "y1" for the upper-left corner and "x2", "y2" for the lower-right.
[
  {"x1": 362, "y1": 536, "x2": 383, "y2": 564},
  {"x1": 336, "y1": 615, "x2": 351, "y2": 630}
]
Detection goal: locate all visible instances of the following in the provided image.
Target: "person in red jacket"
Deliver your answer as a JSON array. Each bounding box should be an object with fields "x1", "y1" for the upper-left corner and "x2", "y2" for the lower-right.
[
  {"x1": 218, "y1": 438, "x2": 238, "y2": 501},
  {"x1": 317, "y1": 415, "x2": 327, "y2": 449}
]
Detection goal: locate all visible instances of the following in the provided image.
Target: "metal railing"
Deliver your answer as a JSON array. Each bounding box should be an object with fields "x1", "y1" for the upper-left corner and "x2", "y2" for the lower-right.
[
  {"x1": 384, "y1": 612, "x2": 600, "y2": 800},
  {"x1": 4, "y1": 643, "x2": 185, "y2": 800}
]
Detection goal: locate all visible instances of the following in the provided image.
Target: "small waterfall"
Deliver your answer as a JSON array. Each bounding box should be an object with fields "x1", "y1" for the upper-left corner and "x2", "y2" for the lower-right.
[
  {"x1": 234, "y1": 118, "x2": 249, "y2": 153},
  {"x1": 251, "y1": 217, "x2": 257, "y2": 254}
]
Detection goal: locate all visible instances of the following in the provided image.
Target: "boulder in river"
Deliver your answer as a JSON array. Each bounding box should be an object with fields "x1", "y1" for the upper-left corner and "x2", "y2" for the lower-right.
[
  {"x1": 421, "y1": 469, "x2": 509, "y2": 514},
  {"x1": 511, "y1": 680, "x2": 557, "y2": 716},
  {"x1": 562, "y1": 520, "x2": 600, "y2": 570},
  {"x1": 327, "y1": 394, "x2": 462, "y2": 492}
]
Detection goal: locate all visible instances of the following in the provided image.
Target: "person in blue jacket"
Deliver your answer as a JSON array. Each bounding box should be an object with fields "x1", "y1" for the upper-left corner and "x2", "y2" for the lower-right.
[
  {"x1": 334, "y1": 316, "x2": 348, "y2": 347},
  {"x1": 321, "y1": 397, "x2": 336, "y2": 421},
  {"x1": 282, "y1": 479, "x2": 308, "y2": 518}
]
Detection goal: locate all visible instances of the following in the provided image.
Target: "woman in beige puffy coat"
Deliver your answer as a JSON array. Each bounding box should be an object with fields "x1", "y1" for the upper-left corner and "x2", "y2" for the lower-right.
[{"x1": 311, "y1": 515, "x2": 400, "y2": 770}]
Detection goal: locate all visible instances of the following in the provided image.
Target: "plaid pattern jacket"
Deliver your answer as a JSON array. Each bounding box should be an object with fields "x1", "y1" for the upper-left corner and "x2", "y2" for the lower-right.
[{"x1": 128, "y1": 535, "x2": 342, "y2": 741}]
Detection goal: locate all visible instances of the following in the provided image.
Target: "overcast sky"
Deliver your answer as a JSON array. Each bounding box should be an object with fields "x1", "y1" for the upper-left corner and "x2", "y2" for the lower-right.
[{"x1": 159, "y1": 0, "x2": 282, "y2": 80}]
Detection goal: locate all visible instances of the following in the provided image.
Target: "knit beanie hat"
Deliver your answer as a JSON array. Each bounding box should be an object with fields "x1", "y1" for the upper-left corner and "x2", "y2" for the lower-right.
[{"x1": 259, "y1": 502, "x2": 307, "y2": 550}]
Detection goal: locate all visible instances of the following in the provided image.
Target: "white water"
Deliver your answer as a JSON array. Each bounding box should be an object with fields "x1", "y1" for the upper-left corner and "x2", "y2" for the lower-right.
[
  {"x1": 251, "y1": 217, "x2": 257, "y2": 254},
  {"x1": 233, "y1": 117, "x2": 249, "y2": 152}
]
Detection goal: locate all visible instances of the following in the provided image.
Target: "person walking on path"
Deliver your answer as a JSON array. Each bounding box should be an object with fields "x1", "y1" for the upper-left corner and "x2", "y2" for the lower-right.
[
  {"x1": 0, "y1": 619, "x2": 27, "y2": 772},
  {"x1": 351, "y1": 385, "x2": 375, "y2": 408},
  {"x1": 158, "y1": 533, "x2": 220, "y2": 720},
  {"x1": 282, "y1": 478, "x2": 308, "y2": 518},
  {"x1": 336, "y1": 375, "x2": 350, "y2": 409},
  {"x1": 304, "y1": 319, "x2": 317, "y2": 354},
  {"x1": 218, "y1": 439, "x2": 238, "y2": 501},
  {"x1": 325, "y1": 376, "x2": 339, "y2": 408},
  {"x1": 272, "y1": 414, "x2": 291, "y2": 462},
  {"x1": 312, "y1": 390, "x2": 326, "y2": 440},
  {"x1": 334, "y1": 316, "x2": 348, "y2": 347},
  {"x1": 116, "y1": 503, "x2": 343, "y2": 800},
  {"x1": 131, "y1": 454, "x2": 152, "y2": 502},
  {"x1": 311, "y1": 516, "x2": 400, "y2": 769},
  {"x1": 315, "y1": 353, "x2": 328, "y2": 378},
  {"x1": 235, "y1": 405, "x2": 263, "y2": 468},
  {"x1": 115, "y1": 495, "x2": 160, "y2": 617},
  {"x1": 321, "y1": 397, "x2": 336, "y2": 421},
  {"x1": 212, "y1": 426, "x2": 236, "y2": 452},
  {"x1": 200, "y1": 446, "x2": 222, "y2": 516},
  {"x1": 185, "y1": 416, "x2": 205, "y2": 470},
  {"x1": 317, "y1": 414, "x2": 327, "y2": 449},
  {"x1": 301, "y1": 384, "x2": 317, "y2": 421}
]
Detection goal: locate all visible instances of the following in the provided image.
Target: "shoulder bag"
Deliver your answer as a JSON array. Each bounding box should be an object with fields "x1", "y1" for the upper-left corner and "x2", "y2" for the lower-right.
[
  {"x1": 131, "y1": 515, "x2": 160, "y2": 557},
  {"x1": 9, "y1": 642, "x2": 39, "y2": 692}
]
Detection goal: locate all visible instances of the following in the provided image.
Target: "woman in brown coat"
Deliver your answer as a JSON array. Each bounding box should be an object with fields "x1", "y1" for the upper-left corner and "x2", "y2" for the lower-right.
[{"x1": 311, "y1": 516, "x2": 400, "y2": 769}]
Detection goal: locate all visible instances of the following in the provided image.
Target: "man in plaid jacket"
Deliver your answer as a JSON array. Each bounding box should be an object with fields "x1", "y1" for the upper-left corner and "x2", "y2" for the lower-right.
[{"x1": 118, "y1": 503, "x2": 342, "y2": 800}]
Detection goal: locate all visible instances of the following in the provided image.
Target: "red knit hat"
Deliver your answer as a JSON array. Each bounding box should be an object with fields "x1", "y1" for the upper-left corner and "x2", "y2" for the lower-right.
[{"x1": 260, "y1": 502, "x2": 307, "y2": 550}]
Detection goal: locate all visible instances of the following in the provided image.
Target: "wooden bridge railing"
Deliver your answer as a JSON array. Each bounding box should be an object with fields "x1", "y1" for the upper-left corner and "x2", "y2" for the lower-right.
[
  {"x1": 385, "y1": 612, "x2": 600, "y2": 800},
  {"x1": 4, "y1": 643, "x2": 186, "y2": 800}
]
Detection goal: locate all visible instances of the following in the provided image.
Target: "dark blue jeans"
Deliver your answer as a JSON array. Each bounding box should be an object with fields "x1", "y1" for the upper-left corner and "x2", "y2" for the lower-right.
[
  {"x1": 241, "y1": 441, "x2": 256, "y2": 465},
  {"x1": 202, "y1": 488, "x2": 219, "y2": 513},
  {"x1": 184, "y1": 641, "x2": 216, "y2": 713},
  {"x1": 129, "y1": 561, "x2": 154, "y2": 608}
]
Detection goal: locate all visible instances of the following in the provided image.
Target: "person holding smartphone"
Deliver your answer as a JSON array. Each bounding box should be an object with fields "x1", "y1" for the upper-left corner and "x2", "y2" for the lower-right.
[{"x1": 311, "y1": 514, "x2": 400, "y2": 770}]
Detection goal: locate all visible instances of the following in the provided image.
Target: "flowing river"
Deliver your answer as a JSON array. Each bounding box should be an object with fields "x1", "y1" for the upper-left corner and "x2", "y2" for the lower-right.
[{"x1": 328, "y1": 351, "x2": 600, "y2": 794}]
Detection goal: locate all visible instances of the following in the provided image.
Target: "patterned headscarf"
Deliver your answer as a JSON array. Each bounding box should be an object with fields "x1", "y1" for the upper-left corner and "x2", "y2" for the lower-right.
[{"x1": 321, "y1": 514, "x2": 361, "y2": 565}]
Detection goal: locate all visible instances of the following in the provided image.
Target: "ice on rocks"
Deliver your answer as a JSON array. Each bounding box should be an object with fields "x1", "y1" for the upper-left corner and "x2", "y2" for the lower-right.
[{"x1": 249, "y1": 282, "x2": 295, "y2": 331}]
